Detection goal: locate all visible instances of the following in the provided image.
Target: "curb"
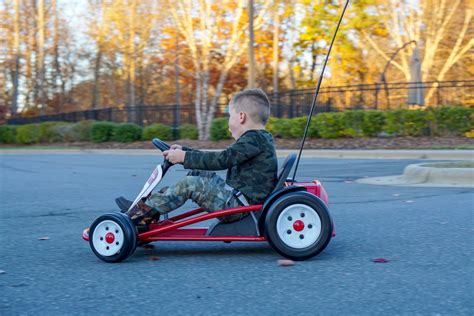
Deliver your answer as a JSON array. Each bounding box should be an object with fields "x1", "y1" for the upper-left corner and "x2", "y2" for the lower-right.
[
  {"x1": 356, "y1": 162, "x2": 474, "y2": 188},
  {"x1": 1, "y1": 148, "x2": 473, "y2": 160},
  {"x1": 403, "y1": 163, "x2": 474, "y2": 185}
]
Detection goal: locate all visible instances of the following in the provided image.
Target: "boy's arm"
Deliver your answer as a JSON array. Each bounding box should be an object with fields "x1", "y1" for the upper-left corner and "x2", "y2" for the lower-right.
[
  {"x1": 182, "y1": 146, "x2": 201, "y2": 153},
  {"x1": 183, "y1": 133, "x2": 261, "y2": 170}
]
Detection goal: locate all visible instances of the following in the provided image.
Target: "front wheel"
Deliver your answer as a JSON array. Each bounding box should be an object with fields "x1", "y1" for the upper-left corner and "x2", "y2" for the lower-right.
[
  {"x1": 264, "y1": 192, "x2": 333, "y2": 261},
  {"x1": 89, "y1": 212, "x2": 138, "y2": 263}
]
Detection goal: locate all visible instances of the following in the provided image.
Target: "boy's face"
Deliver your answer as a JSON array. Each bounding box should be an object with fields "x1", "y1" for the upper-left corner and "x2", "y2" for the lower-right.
[{"x1": 228, "y1": 104, "x2": 244, "y2": 140}]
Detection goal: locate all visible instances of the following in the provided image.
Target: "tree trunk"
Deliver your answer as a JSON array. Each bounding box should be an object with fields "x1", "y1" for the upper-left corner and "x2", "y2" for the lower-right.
[
  {"x1": 206, "y1": 70, "x2": 230, "y2": 140},
  {"x1": 174, "y1": 33, "x2": 181, "y2": 139},
  {"x1": 195, "y1": 74, "x2": 203, "y2": 139},
  {"x1": 52, "y1": 0, "x2": 64, "y2": 113},
  {"x1": 11, "y1": 0, "x2": 20, "y2": 115},
  {"x1": 128, "y1": 0, "x2": 138, "y2": 124},
  {"x1": 92, "y1": 50, "x2": 102, "y2": 109},
  {"x1": 37, "y1": 0, "x2": 45, "y2": 115},
  {"x1": 247, "y1": 0, "x2": 256, "y2": 88},
  {"x1": 272, "y1": 3, "x2": 280, "y2": 111}
]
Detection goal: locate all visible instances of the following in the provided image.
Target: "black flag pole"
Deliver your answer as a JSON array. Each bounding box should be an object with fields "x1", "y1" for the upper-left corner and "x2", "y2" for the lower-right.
[{"x1": 291, "y1": 0, "x2": 350, "y2": 184}]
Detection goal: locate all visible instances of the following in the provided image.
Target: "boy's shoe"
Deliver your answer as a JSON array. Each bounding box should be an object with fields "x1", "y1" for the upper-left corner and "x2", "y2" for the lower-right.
[
  {"x1": 128, "y1": 201, "x2": 163, "y2": 227},
  {"x1": 115, "y1": 196, "x2": 133, "y2": 213}
]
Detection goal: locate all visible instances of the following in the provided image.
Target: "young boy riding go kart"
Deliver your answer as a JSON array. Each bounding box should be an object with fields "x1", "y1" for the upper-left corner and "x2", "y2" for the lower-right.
[{"x1": 83, "y1": 89, "x2": 334, "y2": 263}]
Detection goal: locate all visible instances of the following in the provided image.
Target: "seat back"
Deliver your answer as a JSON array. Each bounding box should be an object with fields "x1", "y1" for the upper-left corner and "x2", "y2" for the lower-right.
[{"x1": 272, "y1": 154, "x2": 297, "y2": 193}]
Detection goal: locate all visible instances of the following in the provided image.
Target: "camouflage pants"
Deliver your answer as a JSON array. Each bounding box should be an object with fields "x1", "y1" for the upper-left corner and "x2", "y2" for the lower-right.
[{"x1": 126, "y1": 170, "x2": 247, "y2": 224}]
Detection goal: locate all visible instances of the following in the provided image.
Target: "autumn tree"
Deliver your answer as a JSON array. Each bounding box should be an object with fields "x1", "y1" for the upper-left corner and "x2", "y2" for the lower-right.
[
  {"x1": 168, "y1": 0, "x2": 271, "y2": 140},
  {"x1": 360, "y1": 0, "x2": 473, "y2": 105}
]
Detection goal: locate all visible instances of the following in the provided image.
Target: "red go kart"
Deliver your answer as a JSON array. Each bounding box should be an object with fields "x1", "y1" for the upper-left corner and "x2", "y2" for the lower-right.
[{"x1": 83, "y1": 138, "x2": 334, "y2": 263}]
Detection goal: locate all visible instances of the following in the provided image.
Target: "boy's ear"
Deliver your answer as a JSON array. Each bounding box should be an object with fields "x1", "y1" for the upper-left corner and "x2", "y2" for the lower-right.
[{"x1": 239, "y1": 111, "x2": 246, "y2": 124}]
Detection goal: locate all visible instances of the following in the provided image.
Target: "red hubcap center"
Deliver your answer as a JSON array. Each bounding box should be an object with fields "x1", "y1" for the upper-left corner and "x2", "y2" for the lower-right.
[
  {"x1": 105, "y1": 232, "x2": 115, "y2": 244},
  {"x1": 293, "y1": 220, "x2": 305, "y2": 232}
]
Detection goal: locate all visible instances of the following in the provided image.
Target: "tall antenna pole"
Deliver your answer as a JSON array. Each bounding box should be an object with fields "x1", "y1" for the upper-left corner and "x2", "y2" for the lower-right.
[{"x1": 291, "y1": 0, "x2": 350, "y2": 184}]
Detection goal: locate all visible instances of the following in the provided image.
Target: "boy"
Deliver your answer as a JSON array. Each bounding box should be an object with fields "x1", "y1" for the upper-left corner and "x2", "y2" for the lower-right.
[{"x1": 123, "y1": 88, "x2": 278, "y2": 226}]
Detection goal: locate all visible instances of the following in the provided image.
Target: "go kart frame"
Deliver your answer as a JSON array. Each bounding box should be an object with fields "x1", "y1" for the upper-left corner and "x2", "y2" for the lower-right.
[{"x1": 83, "y1": 1, "x2": 349, "y2": 263}]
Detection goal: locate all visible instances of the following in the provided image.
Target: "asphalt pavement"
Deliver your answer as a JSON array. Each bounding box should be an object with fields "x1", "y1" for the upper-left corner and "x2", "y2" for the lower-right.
[{"x1": 0, "y1": 153, "x2": 472, "y2": 315}]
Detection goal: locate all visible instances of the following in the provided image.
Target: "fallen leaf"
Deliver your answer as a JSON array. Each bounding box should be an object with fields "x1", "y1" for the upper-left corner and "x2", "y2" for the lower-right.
[
  {"x1": 372, "y1": 258, "x2": 389, "y2": 263},
  {"x1": 0, "y1": 270, "x2": 5, "y2": 274},
  {"x1": 142, "y1": 244, "x2": 155, "y2": 249},
  {"x1": 147, "y1": 256, "x2": 160, "y2": 261},
  {"x1": 38, "y1": 236, "x2": 50, "y2": 240},
  {"x1": 278, "y1": 259, "x2": 295, "y2": 266}
]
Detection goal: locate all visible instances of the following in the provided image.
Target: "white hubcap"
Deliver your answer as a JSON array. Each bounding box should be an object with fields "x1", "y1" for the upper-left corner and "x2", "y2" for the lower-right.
[
  {"x1": 92, "y1": 220, "x2": 125, "y2": 256},
  {"x1": 276, "y1": 204, "x2": 322, "y2": 249}
]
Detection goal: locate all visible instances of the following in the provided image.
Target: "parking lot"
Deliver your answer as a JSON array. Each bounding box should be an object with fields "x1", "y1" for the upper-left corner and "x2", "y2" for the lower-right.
[{"x1": 0, "y1": 153, "x2": 472, "y2": 314}]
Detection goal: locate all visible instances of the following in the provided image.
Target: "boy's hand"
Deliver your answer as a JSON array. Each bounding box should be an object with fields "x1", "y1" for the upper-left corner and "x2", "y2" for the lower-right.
[
  {"x1": 170, "y1": 144, "x2": 182, "y2": 150},
  {"x1": 163, "y1": 149, "x2": 186, "y2": 164}
]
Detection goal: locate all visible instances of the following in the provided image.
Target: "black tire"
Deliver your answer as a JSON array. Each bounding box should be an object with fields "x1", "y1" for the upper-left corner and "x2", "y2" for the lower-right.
[
  {"x1": 264, "y1": 191, "x2": 333, "y2": 261},
  {"x1": 89, "y1": 212, "x2": 138, "y2": 263}
]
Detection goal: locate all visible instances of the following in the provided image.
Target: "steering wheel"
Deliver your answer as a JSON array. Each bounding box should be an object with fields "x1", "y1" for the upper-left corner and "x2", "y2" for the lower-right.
[
  {"x1": 152, "y1": 138, "x2": 171, "y2": 152},
  {"x1": 151, "y1": 138, "x2": 174, "y2": 172}
]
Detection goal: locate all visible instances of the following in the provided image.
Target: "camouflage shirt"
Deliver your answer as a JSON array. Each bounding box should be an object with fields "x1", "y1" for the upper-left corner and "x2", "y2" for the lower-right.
[{"x1": 183, "y1": 129, "x2": 278, "y2": 204}]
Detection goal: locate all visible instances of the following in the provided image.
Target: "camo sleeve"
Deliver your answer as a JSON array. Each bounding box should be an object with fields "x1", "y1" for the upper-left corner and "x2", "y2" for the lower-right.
[{"x1": 183, "y1": 132, "x2": 262, "y2": 171}]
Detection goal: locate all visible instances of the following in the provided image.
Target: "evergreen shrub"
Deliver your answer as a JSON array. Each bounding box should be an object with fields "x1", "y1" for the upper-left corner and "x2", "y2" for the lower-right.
[
  {"x1": 91, "y1": 122, "x2": 117, "y2": 142},
  {"x1": 210, "y1": 118, "x2": 231, "y2": 141},
  {"x1": 113, "y1": 123, "x2": 143, "y2": 142},
  {"x1": 0, "y1": 125, "x2": 17, "y2": 144},
  {"x1": 16, "y1": 124, "x2": 41, "y2": 144},
  {"x1": 143, "y1": 123, "x2": 173, "y2": 141},
  {"x1": 179, "y1": 124, "x2": 199, "y2": 140}
]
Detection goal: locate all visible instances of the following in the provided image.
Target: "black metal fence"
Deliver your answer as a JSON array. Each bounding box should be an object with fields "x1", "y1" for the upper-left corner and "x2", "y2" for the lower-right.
[{"x1": 8, "y1": 80, "x2": 473, "y2": 126}]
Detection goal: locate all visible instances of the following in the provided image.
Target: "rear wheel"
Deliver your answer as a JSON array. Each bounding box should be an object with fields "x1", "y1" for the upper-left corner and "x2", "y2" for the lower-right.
[
  {"x1": 89, "y1": 212, "x2": 137, "y2": 263},
  {"x1": 264, "y1": 192, "x2": 333, "y2": 261}
]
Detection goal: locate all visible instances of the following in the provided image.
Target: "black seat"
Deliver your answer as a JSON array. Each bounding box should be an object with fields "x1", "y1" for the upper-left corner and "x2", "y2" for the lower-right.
[{"x1": 272, "y1": 154, "x2": 297, "y2": 193}]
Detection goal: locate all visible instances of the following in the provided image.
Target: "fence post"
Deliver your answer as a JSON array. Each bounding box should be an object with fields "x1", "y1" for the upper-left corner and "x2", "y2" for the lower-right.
[
  {"x1": 173, "y1": 103, "x2": 180, "y2": 140},
  {"x1": 374, "y1": 83, "x2": 380, "y2": 110},
  {"x1": 436, "y1": 81, "x2": 441, "y2": 106}
]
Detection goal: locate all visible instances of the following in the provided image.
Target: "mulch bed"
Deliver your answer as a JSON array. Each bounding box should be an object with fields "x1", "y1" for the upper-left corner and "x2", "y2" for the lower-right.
[{"x1": 3, "y1": 137, "x2": 472, "y2": 150}]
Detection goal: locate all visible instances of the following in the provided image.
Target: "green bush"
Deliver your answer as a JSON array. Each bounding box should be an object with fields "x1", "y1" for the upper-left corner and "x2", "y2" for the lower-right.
[
  {"x1": 266, "y1": 117, "x2": 293, "y2": 138},
  {"x1": 54, "y1": 123, "x2": 90, "y2": 142},
  {"x1": 384, "y1": 109, "x2": 429, "y2": 136},
  {"x1": 342, "y1": 110, "x2": 365, "y2": 137},
  {"x1": 143, "y1": 123, "x2": 173, "y2": 141},
  {"x1": 38, "y1": 122, "x2": 68, "y2": 143},
  {"x1": 0, "y1": 125, "x2": 17, "y2": 144},
  {"x1": 289, "y1": 117, "x2": 307, "y2": 138},
  {"x1": 179, "y1": 124, "x2": 199, "y2": 140},
  {"x1": 403, "y1": 109, "x2": 429, "y2": 136},
  {"x1": 210, "y1": 118, "x2": 231, "y2": 141},
  {"x1": 313, "y1": 112, "x2": 345, "y2": 138},
  {"x1": 69, "y1": 120, "x2": 94, "y2": 141},
  {"x1": 16, "y1": 124, "x2": 41, "y2": 144},
  {"x1": 428, "y1": 106, "x2": 473, "y2": 136},
  {"x1": 265, "y1": 117, "x2": 278, "y2": 136},
  {"x1": 384, "y1": 109, "x2": 405, "y2": 136},
  {"x1": 112, "y1": 123, "x2": 143, "y2": 142},
  {"x1": 362, "y1": 111, "x2": 385, "y2": 137},
  {"x1": 91, "y1": 122, "x2": 117, "y2": 142}
]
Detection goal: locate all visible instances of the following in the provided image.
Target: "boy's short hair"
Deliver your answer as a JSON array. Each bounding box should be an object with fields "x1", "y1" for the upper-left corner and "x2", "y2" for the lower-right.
[{"x1": 230, "y1": 88, "x2": 271, "y2": 124}]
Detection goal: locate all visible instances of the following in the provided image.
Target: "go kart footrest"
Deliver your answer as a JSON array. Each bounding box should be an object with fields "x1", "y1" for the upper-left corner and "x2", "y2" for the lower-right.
[{"x1": 205, "y1": 213, "x2": 259, "y2": 237}]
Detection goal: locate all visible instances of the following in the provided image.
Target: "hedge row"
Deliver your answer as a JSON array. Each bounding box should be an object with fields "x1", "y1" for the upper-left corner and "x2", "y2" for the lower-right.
[
  {"x1": 0, "y1": 121, "x2": 199, "y2": 144},
  {"x1": 1, "y1": 107, "x2": 472, "y2": 144},
  {"x1": 211, "y1": 107, "x2": 473, "y2": 140}
]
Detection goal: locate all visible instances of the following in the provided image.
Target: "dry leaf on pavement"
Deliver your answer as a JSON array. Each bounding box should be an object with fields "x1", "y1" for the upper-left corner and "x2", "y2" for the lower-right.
[{"x1": 278, "y1": 259, "x2": 295, "y2": 266}]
